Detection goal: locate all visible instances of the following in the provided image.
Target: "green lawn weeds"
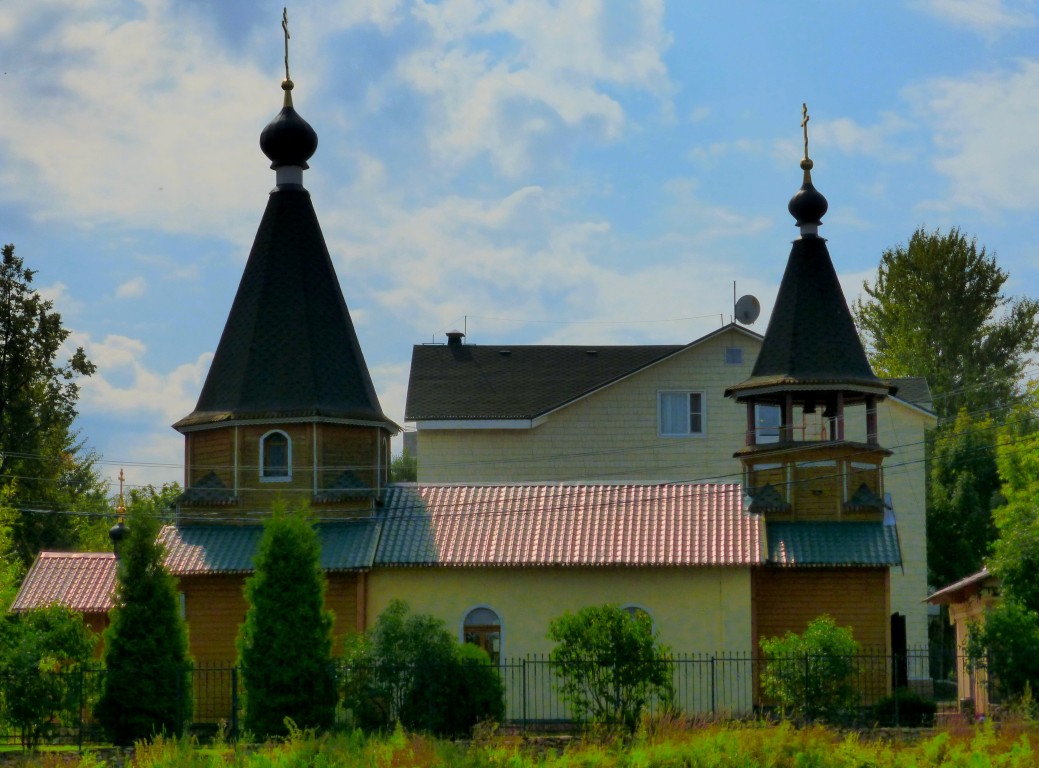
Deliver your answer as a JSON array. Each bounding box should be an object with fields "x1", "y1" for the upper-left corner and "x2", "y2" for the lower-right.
[{"x1": 10, "y1": 721, "x2": 1039, "y2": 768}]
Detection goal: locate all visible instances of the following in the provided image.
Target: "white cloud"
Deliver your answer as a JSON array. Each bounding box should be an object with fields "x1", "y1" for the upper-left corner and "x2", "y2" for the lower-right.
[
  {"x1": 39, "y1": 281, "x2": 85, "y2": 316},
  {"x1": 913, "y1": 0, "x2": 1036, "y2": 35},
  {"x1": 909, "y1": 59, "x2": 1039, "y2": 211},
  {"x1": 115, "y1": 276, "x2": 147, "y2": 298},
  {"x1": 396, "y1": 0, "x2": 673, "y2": 175},
  {"x1": 0, "y1": 1, "x2": 271, "y2": 238},
  {"x1": 79, "y1": 334, "x2": 210, "y2": 426}
]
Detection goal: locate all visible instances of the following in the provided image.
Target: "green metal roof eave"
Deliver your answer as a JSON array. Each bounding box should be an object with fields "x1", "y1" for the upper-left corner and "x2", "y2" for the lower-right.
[{"x1": 765, "y1": 521, "x2": 901, "y2": 567}]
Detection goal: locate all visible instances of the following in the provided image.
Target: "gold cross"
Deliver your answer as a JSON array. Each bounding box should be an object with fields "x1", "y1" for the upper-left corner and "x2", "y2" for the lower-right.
[
  {"x1": 801, "y1": 103, "x2": 810, "y2": 161},
  {"x1": 117, "y1": 468, "x2": 126, "y2": 516},
  {"x1": 282, "y1": 8, "x2": 291, "y2": 82}
]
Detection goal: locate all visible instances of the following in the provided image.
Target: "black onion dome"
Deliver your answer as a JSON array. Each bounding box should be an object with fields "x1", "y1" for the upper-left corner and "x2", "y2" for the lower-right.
[
  {"x1": 788, "y1": 160, "x2": 828, "y2": 226},
  {"x1": 259, "y1": 81, "x2": 318, "y2": 170}
]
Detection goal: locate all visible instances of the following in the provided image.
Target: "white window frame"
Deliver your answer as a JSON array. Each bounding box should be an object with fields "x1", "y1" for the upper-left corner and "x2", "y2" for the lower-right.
[
  {"x1": 259, "y1": 429, "x2": 292, "y2": 482},
  {"x1": 658, "y1": 390, "x2": 706, "y2": 437}
]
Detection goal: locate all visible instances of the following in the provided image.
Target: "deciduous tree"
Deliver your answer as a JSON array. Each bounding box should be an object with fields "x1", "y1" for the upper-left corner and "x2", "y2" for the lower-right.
[
  {"x1": 0, "y1": 243, "x2": 106, "y2": 565},
  {"x1": 852, "y1": 227, "x2": 1039, "y2": 421},
  {"x1": 548, "y1": 604, "x2": 673, "y2": 732},
  {"x1": 340, "y1": 599, "x2": 504, "y2": 736},
  {"x1": 927, "y1": 411, "x2": 1001, "y2": 588},
  {"x1": 0, "y1": 604, "x2": 97, "y2": 748}
]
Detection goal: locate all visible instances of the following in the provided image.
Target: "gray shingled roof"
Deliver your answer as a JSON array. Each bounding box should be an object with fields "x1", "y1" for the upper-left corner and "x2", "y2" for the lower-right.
[
  {"x1": 406, "y1": 326, "x2": 761, "y2": 421},
  {"x1": 886, "y1": 377, "x2": 934, "y2": 413},
  {"x1": 727, "y1": 236, "x2": 892, "y2": 398},
  {"x1": 766, "y1": 522, "x2": 901, "y2": 567},
  {"x1": 174, "y1": 187, "x2": 395, "y2": 432}
]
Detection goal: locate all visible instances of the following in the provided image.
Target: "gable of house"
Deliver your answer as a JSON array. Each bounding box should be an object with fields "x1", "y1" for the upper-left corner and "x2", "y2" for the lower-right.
[{"x1": 409, "y1": 324, "x2": 765, "y2": 483}]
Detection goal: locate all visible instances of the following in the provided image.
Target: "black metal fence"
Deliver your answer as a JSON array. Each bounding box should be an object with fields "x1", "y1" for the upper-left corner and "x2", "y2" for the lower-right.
[{"x1": 0, "y1": 647, "x2": 960, "y2": 746}]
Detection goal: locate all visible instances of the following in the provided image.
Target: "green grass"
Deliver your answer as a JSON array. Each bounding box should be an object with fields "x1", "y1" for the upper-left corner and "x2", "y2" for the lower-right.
[{"x1": 9, "y1": 721, "x2": 1039, "y2": 768}]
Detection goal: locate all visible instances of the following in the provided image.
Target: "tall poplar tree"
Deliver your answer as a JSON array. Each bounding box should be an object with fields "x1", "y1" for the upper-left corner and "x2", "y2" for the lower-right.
[
  {"x1": 852, "y1": 227, "x2": 1039, "y2": 421},
  {"x1": 237, "y1": 505, "x2": 335, "y2": 737}
]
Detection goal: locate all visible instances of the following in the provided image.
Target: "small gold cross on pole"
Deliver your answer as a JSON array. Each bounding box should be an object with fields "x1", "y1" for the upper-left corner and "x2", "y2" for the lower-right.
[
  {"x1": 801, "y1": 103, "x2": 810, "y2": 161},
  {"x1": 282, "y1": 8, "x2": 291, "y2": 83}
]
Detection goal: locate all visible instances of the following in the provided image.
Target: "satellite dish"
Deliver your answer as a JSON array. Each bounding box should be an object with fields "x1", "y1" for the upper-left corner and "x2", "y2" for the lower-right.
[{"x1": 734, "y1": 294, "x2": 761, "y2": 325}]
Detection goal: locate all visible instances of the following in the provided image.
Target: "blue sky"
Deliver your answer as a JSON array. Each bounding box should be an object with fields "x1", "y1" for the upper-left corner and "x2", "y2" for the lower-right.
[{"x1": 3, "y1": 0, "x2": 1039, "y2": 493}]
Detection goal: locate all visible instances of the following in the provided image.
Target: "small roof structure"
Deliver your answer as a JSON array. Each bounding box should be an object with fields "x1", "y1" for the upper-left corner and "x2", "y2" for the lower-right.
[
  {"x1": 767, "y1": 522, "x2": 902, "y2": 567},
  {"x1": 926, "y1": 568, "x2": 998, "y2": 605},
  {"x1": 10, "y1": 552, "x2": 116, "y2": 614}
]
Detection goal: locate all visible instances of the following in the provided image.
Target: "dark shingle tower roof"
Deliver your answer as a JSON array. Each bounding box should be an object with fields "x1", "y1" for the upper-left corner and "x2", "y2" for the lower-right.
[
  {"x1": 174, "y1": 78, "x2": 395, "y2": 432},
  {"x1": 726, "y1": 148, "x2": 892, "y2": 403}
]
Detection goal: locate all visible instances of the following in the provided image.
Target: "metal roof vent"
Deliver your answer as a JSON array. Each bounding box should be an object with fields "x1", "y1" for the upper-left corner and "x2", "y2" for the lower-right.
[{"x1": 446, "y1": 330, "x2": 465, "y2": 346}]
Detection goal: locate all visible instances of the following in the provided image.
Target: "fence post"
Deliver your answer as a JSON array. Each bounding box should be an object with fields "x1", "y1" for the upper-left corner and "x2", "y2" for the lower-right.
[
  {"x1": 522, "y1": 658, "x2": 528, "y2": 733},
  {"x1": 231, "y1": 666, "x2": 239, "y2": 742},
  {"x1": 894, "y1": 652, "x2": 900, "y2": 727},
  {"x1": 803, "y1": 652, "x2": 810, "y2": 720},
  {"x1": 77, "y1": 667, "x2": 85, "y2": 751},
  {"x1": 710, "y1": 655, "x2": 716, "y2": 716}
]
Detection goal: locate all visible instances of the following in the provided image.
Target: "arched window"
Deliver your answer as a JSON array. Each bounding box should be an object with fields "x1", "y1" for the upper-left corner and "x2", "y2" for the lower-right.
[
  {"x1": 622, "y1": 605, "x2": 652, "y2": 626},
  {"x1": 260, "y1": 430, "x2": 291, "y2": 480},
  {"x1": 463, "y1": 606, "x2": 501, "y2": 664}
]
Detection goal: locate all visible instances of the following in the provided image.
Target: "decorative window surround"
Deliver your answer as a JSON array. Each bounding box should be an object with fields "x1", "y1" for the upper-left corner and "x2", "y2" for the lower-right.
[{"x1": 260, "y1": 429, "x2": 292, "y2": 482}]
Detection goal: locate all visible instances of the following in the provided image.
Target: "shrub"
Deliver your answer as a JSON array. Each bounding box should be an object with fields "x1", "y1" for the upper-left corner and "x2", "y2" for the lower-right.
[
  {"x1": 96, "y1": 508, "x2": 192, "y2": 745},
  {"x1": 759, "y1": 615, "x2": 860, "y2": 722},
  {"x1": 340, "y1": 600, "x2": 504, "y2": 736},
  {"x1": 547, "y1": 604, "x2": 674, "y2": 731},
  {"x1": 0, "y1": 605, "x2": 97, "y2": 748},
  {"x1": 967, "y1": 600, "x2": 1039, "y2": 705},
  {"x1": 237, "y1": 505, "x2": 335, "y2": 738},
  {"x1": 872, "y1": 688, "x2": 937, "y2": 727}
]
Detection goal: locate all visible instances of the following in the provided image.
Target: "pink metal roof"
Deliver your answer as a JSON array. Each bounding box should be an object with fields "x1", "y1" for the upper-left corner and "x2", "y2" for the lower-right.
[
  {"x1": 11, "y1": 552, "x2": 117, "y2": 614},
  {"x1": 377, "y1": 483, "x2": 762, "y2": 567}
]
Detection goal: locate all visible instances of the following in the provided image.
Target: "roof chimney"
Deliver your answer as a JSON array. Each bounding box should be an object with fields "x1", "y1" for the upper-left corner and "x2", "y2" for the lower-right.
[{"x1": 446, "y1": 330, "x2": 465, "y2": 346}]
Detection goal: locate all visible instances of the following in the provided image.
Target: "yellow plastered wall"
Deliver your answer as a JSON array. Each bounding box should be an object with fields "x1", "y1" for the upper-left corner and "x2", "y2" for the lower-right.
[
  {"x1": 367, "y1": 566, "x2": 753, "y2": 656},
  {"x1": 368, "y1": 565, "x2": 755, "y2": 716},
  {"x1": 417, "y1": 329, "x2": 759, "y2": 484}
]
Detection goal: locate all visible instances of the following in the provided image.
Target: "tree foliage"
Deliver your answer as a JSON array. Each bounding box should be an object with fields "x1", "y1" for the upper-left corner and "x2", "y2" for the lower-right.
[
  {"x1": 989, "y1": 388, "x2": 1039, "y2": 612},
  {"x1": 0, "y1": 243, "x2": 107, "y2": 566},
  {"x1": 968, "y1": 601, "x2": 1039, "y2": 705},
  {"x1": 548, "y1": 604, "x2": 673, "y2": 732},
  {"x1": 237, "y1": 505, "x2": 335, "y2": 738},
  {"x1": 0, "y1": 605, "x2": 97, "y2": 748},
  {"x1": 852, "y1": 227, "x2": 1039, "y2": 421},
  {"x1": 96, "y1": 502, "x2": 191, "y2": 745},
  {"x1": 927, "y1": 411, "x2": 1001, "y2": 588},
  {"x1": 390, "y1": 448, "x2": 417, "y2": 483},
  {"x1": 341, "y1": 599, "x2": 505, "y2": 737},
  {"x1": 759, "y1": 615, "x2": 860, "y2": 722}
]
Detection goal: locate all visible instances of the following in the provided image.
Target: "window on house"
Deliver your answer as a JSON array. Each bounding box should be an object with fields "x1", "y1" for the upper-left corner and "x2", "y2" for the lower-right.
[
  {"x1": 755, "y1": 404, "x2": 781, "y2": 444},
  {"x1": 659, "y1": 391, "x2": 704, "y2": 436},
  {"x1": 725, "y1": 347, "x2": 743, "y2": 365},
  {"x1": 260, "y1": 430, "x2": 291, "y2": 480},
  {"x1": 622, "y1": 605, "x2": 651, "y2": 623},
  {"x1": 463, "y1": 606, "x2": 501, "y2": 664}
]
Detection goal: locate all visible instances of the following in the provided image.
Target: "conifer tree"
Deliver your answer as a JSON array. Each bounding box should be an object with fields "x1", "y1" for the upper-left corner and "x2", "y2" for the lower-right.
[
  {"x1": 96, "y1": 498, "x2": 191, "y2": 745},
  {"x1": 237, "y1": 505, "x2": 334, "y2": 738}
]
